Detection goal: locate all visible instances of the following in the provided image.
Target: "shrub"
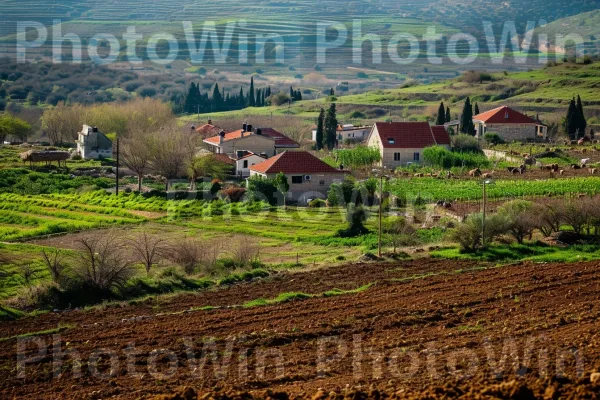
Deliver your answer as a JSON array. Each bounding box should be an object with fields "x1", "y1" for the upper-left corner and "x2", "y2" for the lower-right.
[
  {"x1": 230, "y1": 239, "x2": 261, "y2": 268},
  {"x1": 246, "y1": 175, "x2": 278, "y2": 205},
  {"x1": 448, "y1": 213, "x2": 507, "y2": 251},
  {"x1": 483, "y1": 133, "x2": 504, "y2": 145},
  {"x1": 452, "y1": 134, "x2": 481, "y2": 152},
  {"x1": 497, "y1": 200, "x2": 535, "y2": 244},
  {"x1": 327, "y1": 176, "x2": 357, "y2": 206},
  {"x1": 308, "y1": 198, "x2": 327, "y2": 208},
  {"x1": 72, "y1": 230, "x2": 136, "y2": 291},
  {"x1": 167, "y1": 239, "x2": 205, "y2": 275},
  {"x1": 338, "y1": 205, "x2": 370, "y2": 237}
]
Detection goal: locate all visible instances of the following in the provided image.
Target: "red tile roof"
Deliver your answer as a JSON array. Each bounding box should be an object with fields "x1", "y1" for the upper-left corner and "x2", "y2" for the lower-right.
[
  {"x1": 203, "y1": 128, "x2": 298, "y2": 148},
  {"x1": 258, "y1": 128, "x2": 300, "y2": 148},
  {"x1": 203, "y1": 129, "x2": 253, "y2": 145},
  {"x1": 250, "y1": 151, "x2": 346, "y2": 174},
  {"x1": 372, "y1": 122, "x2": 448, "y2": 149},
  {"x1": 214, "y1": 154, "x2": 235, "y2": 165},
  {"x1": 431, "y1": 126, "x2": 451, "y2": 146},
  {"x1": 473, "y1": 106, "x2": 539, "y2": 124},
  {"x1": 196, "y1": 124, "x2": 221, "y2": 138}
]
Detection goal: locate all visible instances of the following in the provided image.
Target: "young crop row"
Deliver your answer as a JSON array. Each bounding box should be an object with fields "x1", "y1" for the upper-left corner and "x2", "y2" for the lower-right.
[{"x1": 389, "y1": 176, "x2": 600, "y2": 202}]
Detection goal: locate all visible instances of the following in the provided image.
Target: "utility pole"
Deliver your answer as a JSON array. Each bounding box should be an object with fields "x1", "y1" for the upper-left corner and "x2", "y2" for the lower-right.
[
  {"x1": 378, "y1": 174, "x2": 387, "y2": 257},
  {"x1": 115, "y1": 137, "x2": 120, "y2": 196},
  {"x1": 482, "y1": 181, "x2": 486, "y2": 247}
]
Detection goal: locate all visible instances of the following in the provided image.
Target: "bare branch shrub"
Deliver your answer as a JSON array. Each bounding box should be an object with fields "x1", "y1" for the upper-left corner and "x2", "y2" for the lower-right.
[
  {"x1": 129, "y1": 231, "x2": 167, "y2": 275},
  {"x1": 230, "y1": 239, "x2": 260, "y2": 268},
  {"x1": 73, "y1": 230, "x2": 135, "y2": 291},
  {"x1": 41, "y1": 248, "x2": 67, "y2": 284},
  {"x1": 167, "y1": 239, "x2": 205, "y2": 275},
  {"x1": 18, "y1": 264, "x2": 37, "y2": 287}
]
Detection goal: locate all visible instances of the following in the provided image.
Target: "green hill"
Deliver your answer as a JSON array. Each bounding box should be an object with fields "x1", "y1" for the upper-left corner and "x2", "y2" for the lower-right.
[
  {"x1": 193, "y1": 62, "x2": 600, "y2": 128},
  {"x1": 530, "y1": 10, "x2": 600, "y2": 56}
]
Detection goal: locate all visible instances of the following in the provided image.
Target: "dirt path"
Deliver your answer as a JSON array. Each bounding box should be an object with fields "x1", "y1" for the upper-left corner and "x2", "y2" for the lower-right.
[{"x1": 1, "y1": 259, "x2": 599, "y2": 399}]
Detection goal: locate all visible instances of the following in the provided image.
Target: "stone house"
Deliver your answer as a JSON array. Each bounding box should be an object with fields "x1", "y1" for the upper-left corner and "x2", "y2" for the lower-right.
[
  {"x1": 249, "y1": 151, "x2": 346, "y2": 205},
  {"x1": 231, "y1": 151, "x2": 267, "y2": 178},
  {"x1": 203, "y1": 123, "x2": 299, "y2": 157},
  {"x1": 473, "y1": 106, "x2": 547, "y2": 141},
  {"x1": 76, "y1": 125, "x2": 113, "y2": 160},
  {"x1": 366, "y1": 122, "x2": 451, "y2": 169}
]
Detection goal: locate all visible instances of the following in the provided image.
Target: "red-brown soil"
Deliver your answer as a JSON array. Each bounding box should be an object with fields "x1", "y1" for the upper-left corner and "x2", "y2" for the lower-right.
[{"x1": 1, "y1": 259, "x2": 599, "y2": 399}]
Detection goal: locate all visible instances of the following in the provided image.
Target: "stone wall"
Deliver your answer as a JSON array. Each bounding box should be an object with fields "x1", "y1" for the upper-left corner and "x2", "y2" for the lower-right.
[{"x1": 486, "y1": 124, "x2": 537, "y2": 141}]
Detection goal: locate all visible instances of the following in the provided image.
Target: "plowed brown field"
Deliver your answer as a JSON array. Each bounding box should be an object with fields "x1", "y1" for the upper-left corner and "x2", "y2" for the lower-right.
[{"x1": 1, "y1": 259, "x2": 600, "y2": 399}]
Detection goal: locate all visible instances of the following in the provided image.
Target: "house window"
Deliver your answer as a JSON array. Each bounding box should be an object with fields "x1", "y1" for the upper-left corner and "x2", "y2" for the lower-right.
[
  {"x1": 387, "y1": 138, "x2": 395, "y2": 145},
  {"x1": 291, "y1": 176, "x2": 303, "y2": 184},
  {"x1": 243, "y1": 160, "x2": 248, "y2": 168},
  {"x1": 394, "y1": 153, "x2": 401, "y2": 161},
  {"x1": 319, "y1": 180, "x2": 325, "y2": 185},
  {"x1": 414, "y1": 152, "x2": 420, "y2": 161}
]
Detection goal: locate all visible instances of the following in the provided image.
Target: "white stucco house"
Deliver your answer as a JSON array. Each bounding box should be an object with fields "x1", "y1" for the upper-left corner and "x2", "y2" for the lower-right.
[{"x1": 76, "y1": 125, "x2": 113, "y2": 160}]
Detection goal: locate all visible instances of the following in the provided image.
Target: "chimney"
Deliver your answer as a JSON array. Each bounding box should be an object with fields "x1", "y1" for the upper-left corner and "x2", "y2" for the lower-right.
[{"x1": 219, "y1": 130, "x2": 225, "y2": 144}]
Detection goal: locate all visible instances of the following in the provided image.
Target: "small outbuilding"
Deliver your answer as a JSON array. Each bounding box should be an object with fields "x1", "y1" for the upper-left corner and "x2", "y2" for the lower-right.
[{"x1": 76, "y1": 125, "x2": 113, "y2": 160}]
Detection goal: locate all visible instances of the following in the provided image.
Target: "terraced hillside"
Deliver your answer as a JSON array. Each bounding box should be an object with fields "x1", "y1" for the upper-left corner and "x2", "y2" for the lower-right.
[{"x1": 531, "y1": 10, "x2": 600, "y2": 56}]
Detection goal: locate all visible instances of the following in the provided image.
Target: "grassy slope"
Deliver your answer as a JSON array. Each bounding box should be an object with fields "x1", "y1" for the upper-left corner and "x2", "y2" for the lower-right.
[
  {"x1": 531, "y1": 10, "x2": 600, "y2": 50},
  {"x1": 337, "y1": 63, "x2": 600, "y2": 107},
  {"x1": 186, "y1": 62, "x2": 600, "y2": 126}
]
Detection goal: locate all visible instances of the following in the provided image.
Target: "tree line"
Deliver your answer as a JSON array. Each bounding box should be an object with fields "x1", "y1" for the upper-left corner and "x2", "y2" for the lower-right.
[{"x1": 183, "y1": 77, "x2": 272, "y2": 114}]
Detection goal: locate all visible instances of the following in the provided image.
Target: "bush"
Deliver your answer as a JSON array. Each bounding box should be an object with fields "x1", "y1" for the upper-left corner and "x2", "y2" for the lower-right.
[
  {"x1": 452, "y1": 134, "x2": 481, "y2": 152},
  {"x1": 338, "y1": 205, "x2": 370, "y2": 237},
  {"x1": 483, "y1": 133, "x2": 504, "y2": 145},
  {"x1": 497, "y1": 200, "x2": 535, "y2": 244},
  {"x1": 246, "y1": 175, "x2": 278, "y2": 205},
  {"x1": 308, "y1": 198, "x2": 326, "y2": 208},
  {"x1": 448, "y1": 213, "x2": 507, "y2": 251},
  {"x1": 327, "y1": 176, "x2": 357, "y2": 206}
]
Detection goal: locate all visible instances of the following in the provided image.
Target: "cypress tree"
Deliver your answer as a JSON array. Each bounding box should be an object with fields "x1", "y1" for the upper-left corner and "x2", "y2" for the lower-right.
[
  {"x1": 248, "y1": 77, "x2": 255, "y2": 107},
  {"x1": 474, "y1": 102, "x2": 480, "y2": 115},
  {"x1": 290, "y1": 86, "x2": 295, "y2": 99},
  {"x1": 445, "y1": 106, "x2": 451, "y2": 123},
  {"x1": 297, "y1": 91, "x2": 303, "y2": 101},
  {"x1": 460, "y1": 97, "x2": 475, "y2": 135},
  {"x1": 238, "y1": 87, "x2": 244, "y2": 107},
  {"x1": 436, "y1": 102, "x2": 445, "y2": 125},
  {"x1": 330, "y1": 88, "x2": 335, "y2": 96},
  {"x1": 324, "y1": 103, "x2": 338, "y2": 150},
  {"x1": 565, "y1": 97, "x2": 577, "y2": 140},
  {"x1": 576, "y1": 95, "x2": 587, "y2": 138},
  {"x1": 212, "y1": 83, "x2": 223, "y2": 111},
  {"x1": 316, "y1": 108, "x2": 325, "y2": 150},
  {"x1": 184, "y1": 83, "x2": 196, "y2": 114}
]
